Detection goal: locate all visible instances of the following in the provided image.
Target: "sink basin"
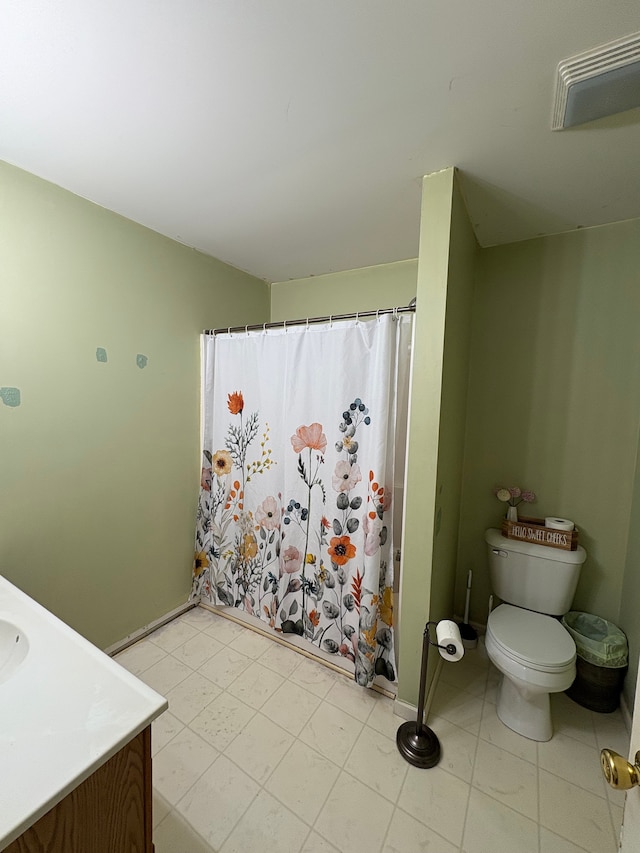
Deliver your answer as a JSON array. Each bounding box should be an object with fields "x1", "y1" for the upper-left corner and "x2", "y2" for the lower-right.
[{"x1": 0, "y1": 619, "x2": 29, "y2": 685}]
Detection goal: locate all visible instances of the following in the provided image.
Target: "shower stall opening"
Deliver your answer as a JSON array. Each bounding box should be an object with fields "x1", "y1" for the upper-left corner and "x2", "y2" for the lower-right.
[{"x1": 192, "y1": 308, "x2": 413, "y2": 693}]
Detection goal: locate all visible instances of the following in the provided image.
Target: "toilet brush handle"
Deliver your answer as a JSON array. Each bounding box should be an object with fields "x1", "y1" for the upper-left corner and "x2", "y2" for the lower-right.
[{"x1": 463, "y1": 570, "x2": 472, "y2": 624}]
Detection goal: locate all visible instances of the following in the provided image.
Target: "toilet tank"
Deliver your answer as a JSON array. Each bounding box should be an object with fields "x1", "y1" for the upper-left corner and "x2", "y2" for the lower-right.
[{"x1": 485, "y1": 528, "x2": 587, "y2": 616}]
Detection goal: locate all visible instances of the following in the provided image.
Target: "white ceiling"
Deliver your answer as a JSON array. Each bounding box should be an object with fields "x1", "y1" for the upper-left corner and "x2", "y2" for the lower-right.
[{"x1": 2, "y1": 2, "x2": 640, "y2": 283}]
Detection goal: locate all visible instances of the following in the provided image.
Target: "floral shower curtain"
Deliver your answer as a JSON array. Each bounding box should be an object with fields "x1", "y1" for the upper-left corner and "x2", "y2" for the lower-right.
[{"x1": 191, "y1": 313, "x2": 412, "y2": 687}]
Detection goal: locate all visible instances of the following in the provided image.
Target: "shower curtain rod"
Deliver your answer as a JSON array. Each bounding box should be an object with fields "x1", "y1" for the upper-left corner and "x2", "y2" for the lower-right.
[{"x1": 203, "y1": 300, "x2": 416, "y2": 336}]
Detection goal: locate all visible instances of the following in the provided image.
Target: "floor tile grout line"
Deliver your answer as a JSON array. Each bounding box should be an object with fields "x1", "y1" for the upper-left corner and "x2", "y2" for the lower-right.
[
  {"x1": 376, "y1": 773, "x2": 422, "y2": 853},
  {"x1": 458, "y1": 698, "x2": 483, "y2": 851},
  {"x1": 536, "y1": 803, "x2": 612, "y2": 853},
  {"x1": 378, "y1": 806, "x2": 395, "y2": 853},
  {"x1": 394, "y1": 760, "x2": 470, "y2": 851},
  {"x1": 217, "y1": 727, "x2": 304, "y2": 819},
  {"x1": 468, "y1": 769, "x2": 542, "y2": 831},
  {"x1": 298, "y1": 825, "x2": 316, "y2": 853},
  {"x1": 306, "y1": 746, "x2": 367, "y2": 849},
  {"x1": 301, "y1": 691, "x2": 407, "y2": 848},
  {"x1": 173, "y1": 750, "x2": 262, "y2": 852},
  {"x1": 606, "y1": 790, "x2": 623, "y2": 849},
  {"x1": 537, "y1": 767, "x2": 616, "y2": 853},
  {"x1": 342, "y1": 732, "x2": 409, "y2": 808},
  {"x1": 152, "y1": 741, "x2": 223, "y2": 845},
  {"x1": 392, "y1": 802, "x2": 469, "y2": 853},
  {"x1": 536, "y1": 760, "x2": 611, "y2": 802},
  {"x1": 258, "y1": 736, "x2": 341, "y2": 837}
]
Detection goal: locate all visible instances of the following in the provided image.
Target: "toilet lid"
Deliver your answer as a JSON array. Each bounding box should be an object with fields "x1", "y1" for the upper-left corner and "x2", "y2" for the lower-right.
[{"x1": 488, "y1": 604, "x2": 575, "y2": 669}]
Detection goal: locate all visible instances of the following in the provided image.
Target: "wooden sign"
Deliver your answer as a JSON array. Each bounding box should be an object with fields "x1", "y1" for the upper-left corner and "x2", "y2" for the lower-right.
[{"x1": 501, "y1": 516, "x2": 579, "y2": 551}]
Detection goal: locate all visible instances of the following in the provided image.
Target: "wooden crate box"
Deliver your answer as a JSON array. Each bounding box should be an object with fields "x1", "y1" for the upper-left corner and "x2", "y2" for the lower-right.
[{"x1": 501, "y1": 516, "x2": 579, "y2": 551}]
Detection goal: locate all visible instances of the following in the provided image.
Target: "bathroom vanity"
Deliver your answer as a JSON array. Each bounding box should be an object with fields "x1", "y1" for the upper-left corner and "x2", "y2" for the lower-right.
[{"x1": 0, "y1": 575, "x2": 167, "y2": 852}]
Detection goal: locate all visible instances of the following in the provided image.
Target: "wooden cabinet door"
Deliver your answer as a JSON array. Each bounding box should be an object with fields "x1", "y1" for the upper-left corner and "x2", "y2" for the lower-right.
[{"x1": 5, "y1": 727, "x2": 153, "y2": 853}]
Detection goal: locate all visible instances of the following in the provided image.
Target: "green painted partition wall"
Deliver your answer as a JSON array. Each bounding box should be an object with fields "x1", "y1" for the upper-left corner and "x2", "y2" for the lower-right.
[
  {"x1": 397, "y1": 168, "x2": 477, "y2": 706},
  {"x1": 429, "y1": 177, "x2": 477, "y2": 636},
  {"x1": 1, "y1": 162, "x2": 269, "y2": 649}
]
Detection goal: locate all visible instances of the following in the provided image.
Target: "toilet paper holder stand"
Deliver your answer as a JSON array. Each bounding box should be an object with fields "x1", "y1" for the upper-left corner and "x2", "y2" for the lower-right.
[{"x1": 396, "y1": 620, "x2": 460, "y2": 769}]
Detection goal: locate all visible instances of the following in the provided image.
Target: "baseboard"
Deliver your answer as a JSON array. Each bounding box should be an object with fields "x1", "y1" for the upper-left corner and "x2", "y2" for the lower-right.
[
  {"x1": 393, "y1": 698, "x2": 418, "y2": 722},
  {"x1": 104, "y1": 597, "x2": 201, "y2": 656},
  {"x1": 393, "y1": 657, "x2": 444, "y2": 723},
  {"x1": 620, "y1": 691, "x2": 632, "y2": 734}
]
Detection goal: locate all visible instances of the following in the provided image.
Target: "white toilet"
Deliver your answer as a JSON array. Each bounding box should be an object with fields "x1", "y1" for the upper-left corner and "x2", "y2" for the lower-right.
[{"x1": 484, "y1": 528, "x2": 587, "y2": 741}]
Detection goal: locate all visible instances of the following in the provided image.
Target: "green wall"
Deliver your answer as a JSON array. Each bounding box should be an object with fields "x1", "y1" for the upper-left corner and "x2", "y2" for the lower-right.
[
  {"x1": 1, "y1": 161, "x2": 269, "y2": 649},
  {"x1": 619, "y1": 435, "x2": 640, "y2": 710},
  {"x1": 429, "y1": 177, "x2": 478, "y2": 632},
  {"x1": 270, "y1": 259, "x2": 417, "y2": 321},
  {"x1": 456, "y1": 218, "x2": 640, "y2": 705},
  {"x1": 397, "y1": 168, "x2": 477, "y2": 706}
]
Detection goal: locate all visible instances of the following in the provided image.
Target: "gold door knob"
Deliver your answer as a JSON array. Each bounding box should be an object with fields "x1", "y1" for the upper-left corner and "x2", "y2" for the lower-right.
[{"x1": 600, "y1": 749, "x2": 640, "y2": 790}]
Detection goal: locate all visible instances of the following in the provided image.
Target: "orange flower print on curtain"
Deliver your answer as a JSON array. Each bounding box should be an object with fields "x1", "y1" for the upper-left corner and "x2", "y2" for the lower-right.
[
  {"x1": 327, "y1": 535, "x2": 356, "y2": 565},
  {"x1": 227, "y1": 391, "x2": 244, "y2": 415}
]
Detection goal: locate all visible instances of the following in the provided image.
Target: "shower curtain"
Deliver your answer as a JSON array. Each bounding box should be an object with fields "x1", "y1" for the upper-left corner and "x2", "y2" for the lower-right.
[{"x1": 192, "y1": 313, "x2": 411, "y2": 687}]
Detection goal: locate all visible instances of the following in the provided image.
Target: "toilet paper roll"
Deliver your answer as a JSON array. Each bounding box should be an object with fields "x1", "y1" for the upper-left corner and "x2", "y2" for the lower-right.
[
  {"x1": 545, "y1": 517, "x2": 575, "y2": 531},
  {"x1": 435, "y1": 620, "x2": 465, "y2": 662}
]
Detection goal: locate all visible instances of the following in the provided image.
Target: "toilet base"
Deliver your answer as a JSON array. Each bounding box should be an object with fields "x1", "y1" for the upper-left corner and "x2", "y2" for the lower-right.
[{"x1": 496, "y1": 674, "x2": 553, "y2": 742}]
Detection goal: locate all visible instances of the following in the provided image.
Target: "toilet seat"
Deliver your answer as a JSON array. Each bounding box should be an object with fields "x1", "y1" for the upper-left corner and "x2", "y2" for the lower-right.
[{"x1": 487, "y1": 604, "x2": 575, "y2": 672}]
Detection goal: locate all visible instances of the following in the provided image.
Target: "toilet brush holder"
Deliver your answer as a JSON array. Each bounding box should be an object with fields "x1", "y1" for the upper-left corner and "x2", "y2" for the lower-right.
[
  {"x1": 458, "y1": 569, "x2": 478, "y2": 649},
  {"x1": 396, "y1": 621, "x2": 463, "y2": 769}
]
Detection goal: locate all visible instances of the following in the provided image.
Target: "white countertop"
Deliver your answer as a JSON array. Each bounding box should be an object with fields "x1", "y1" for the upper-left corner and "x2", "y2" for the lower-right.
[{"x1": 0, "y1": 575, "x2": 168, "y2": 850}]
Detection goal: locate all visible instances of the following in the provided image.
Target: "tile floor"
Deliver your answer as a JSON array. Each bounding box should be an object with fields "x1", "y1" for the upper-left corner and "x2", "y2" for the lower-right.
[{"x1": 114, "y1": 606, "x2": 630, "y2": 853}]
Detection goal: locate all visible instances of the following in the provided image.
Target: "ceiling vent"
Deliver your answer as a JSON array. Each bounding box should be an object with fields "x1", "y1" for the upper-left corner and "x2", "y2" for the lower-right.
[{"x1": 552, "y1": 31, "x2": 640, "y2": 130}]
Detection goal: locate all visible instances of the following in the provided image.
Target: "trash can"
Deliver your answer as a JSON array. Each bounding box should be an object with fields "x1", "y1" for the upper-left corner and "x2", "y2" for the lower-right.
[{"x1": 562, "y1": 612, "x2": 628, "y2": 713}]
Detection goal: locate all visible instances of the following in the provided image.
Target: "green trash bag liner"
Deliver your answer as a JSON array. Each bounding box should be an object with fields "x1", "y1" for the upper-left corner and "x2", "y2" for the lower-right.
[{"x1": 562, "y1": 611, "x2": 628, "y2": 668}]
